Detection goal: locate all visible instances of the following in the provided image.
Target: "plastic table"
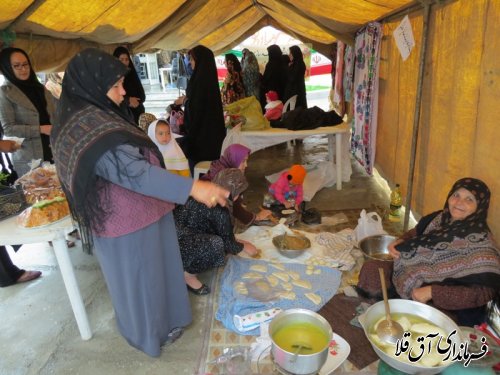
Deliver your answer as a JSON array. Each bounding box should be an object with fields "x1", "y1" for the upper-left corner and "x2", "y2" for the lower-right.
[
  {"x1": 0, "y1": 215, "x2": 92, "y2": 340},
  {"x1": 239, "y1": 122, "x2": 350, "y2": 190}
]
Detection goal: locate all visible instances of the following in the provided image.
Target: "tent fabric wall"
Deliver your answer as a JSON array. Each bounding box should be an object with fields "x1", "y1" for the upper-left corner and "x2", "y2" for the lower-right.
[
  {"x1": 375, "y1": 0, "x2": 500, "y2": 238},
  {"x1": 0, "y1": 0, "x2": 415, "y2": 70}
]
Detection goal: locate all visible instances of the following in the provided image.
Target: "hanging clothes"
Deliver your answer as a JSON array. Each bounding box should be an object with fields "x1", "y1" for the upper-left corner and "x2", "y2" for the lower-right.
[
  {"x1": 332, "y1": 41, "x2": 346, "y2": 116},
  {"x1": 343, "y1": 44, "x2": 355, "y2": 103},
  {"x1": 351, "y1": 22, "x2": 382, "y2": 175}
]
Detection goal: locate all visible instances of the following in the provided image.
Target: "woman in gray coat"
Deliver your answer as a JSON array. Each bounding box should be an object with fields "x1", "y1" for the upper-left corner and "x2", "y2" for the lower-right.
[{"x1": 0, "y1": 47, "x2": 55, "y2": 176}]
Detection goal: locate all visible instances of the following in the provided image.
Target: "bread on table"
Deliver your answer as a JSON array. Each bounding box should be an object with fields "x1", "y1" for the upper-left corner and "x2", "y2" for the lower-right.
[{"x1": 17, "y1": 197, "x2": 70, "y2": 228}]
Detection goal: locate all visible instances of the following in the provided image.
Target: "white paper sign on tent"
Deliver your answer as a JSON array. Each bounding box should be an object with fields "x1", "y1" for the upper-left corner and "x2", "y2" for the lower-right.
[{"x1": 393, "y1": 15, "x2": 415, "y2": 61}]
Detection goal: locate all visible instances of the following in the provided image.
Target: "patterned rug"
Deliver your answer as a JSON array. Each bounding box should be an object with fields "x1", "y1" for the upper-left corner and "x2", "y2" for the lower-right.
[{"x1": 195, "y1": 208, "x2": 402, "y2": 375}]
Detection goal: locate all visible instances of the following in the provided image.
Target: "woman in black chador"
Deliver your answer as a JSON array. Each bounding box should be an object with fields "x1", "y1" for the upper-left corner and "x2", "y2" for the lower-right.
[
  {"x1": 260, "y1": 44, "x2": 287, "y2": 111},
  {"x1": 284, "y1": 45, "x2": 308, "y2": 110},
  {"x1": 113, "y1": 46, "x2": 146, "y2": 124},
  {"x1": 175, "y1": 45, "x2": 226, "y2": 171}
]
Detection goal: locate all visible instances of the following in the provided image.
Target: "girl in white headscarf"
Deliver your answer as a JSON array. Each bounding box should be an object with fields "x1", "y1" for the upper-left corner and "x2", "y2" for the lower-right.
[{"x1": 147, "y1": 119, "x2": 190, "y2": 177}]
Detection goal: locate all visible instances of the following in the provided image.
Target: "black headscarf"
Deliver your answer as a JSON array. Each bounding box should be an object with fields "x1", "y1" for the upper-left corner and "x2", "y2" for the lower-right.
[
  {"x1": 182, "y1": 45, "x2": 225, "y2": 163},
  {"x1": 261, "y1": 44, "x2": 287, "y2": 107},
  {"x1": 284, "y1": 45, "x2": 308, "y2": 109},
  {"x1": 52, "y1": 48, "x2": 161, "y2": 252},
  {"x1": 396, "y1": 178, "x2": 492, "y2": 256},
  {"x1": 0, "y1": 48, "x2": 46, "y2": 112},
  {"x1": 112, "y1": 46, "x2": 145, "y2": 124},
  {"x1": 393, "y1": 177, "x2": 500, "y2": 298},
  {"x1": 225, "y1": 53, "x2": 242, "y2": 74},
  {"x1": 0, "y1": 47, "x2": 52, "y2": 160}
]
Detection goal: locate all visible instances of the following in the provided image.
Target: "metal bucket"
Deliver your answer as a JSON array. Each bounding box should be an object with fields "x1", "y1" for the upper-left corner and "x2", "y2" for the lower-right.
[{"x1": 269, "y1": 308, "x2": 332, "y2": 375}]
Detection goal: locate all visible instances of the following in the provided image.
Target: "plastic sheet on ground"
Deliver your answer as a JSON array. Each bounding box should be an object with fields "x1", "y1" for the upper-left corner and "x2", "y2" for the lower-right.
[{"x1": 265, "y1": 161, "x2": 349, "y2": 202}]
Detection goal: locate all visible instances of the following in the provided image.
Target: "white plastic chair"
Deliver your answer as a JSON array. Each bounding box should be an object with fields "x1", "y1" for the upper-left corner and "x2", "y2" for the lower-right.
[
  {"x1": 282, "y1": 94, "x2": 298, "y2": 115},
  {"x1": 193, "y1": 160, "x2": 211, "y2": 180}
]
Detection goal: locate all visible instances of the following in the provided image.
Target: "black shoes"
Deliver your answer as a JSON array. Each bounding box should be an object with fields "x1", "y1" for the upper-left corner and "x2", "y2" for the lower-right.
[{"x1": 186, "y1": 283, "x2": 210, "y2": 295}]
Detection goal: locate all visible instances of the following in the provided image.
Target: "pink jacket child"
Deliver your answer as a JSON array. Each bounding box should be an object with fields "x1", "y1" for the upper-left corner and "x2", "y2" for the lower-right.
[
  {"x1": 264, "y1": 90, "x2": 284, "y2": 120},
  {"x1": 266, "y1": 165, "x2": 307, "y2": 210}
]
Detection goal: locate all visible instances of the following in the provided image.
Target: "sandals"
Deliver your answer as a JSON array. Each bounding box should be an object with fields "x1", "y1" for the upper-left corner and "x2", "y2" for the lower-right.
[
  {"x1": 16, "y1": 270, "x2": 42, "y2": 284},
  {"x1": 186, "y1": 283, "x2": 210, "y2": 295}
]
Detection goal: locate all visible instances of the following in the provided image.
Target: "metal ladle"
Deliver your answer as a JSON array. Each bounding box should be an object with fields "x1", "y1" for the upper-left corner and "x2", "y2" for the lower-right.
[
  {"x1": 376, "y1": 268, "x2": 403, "y2": 344},
  {"x1": 290, "y1": 343, "x2": 312, "y2": 363}
]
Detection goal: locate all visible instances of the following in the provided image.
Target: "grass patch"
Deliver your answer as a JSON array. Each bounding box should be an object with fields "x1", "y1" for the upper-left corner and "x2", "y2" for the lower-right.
[{"x1": 306, "y1": 85, "x2": 330, "y2": 91}]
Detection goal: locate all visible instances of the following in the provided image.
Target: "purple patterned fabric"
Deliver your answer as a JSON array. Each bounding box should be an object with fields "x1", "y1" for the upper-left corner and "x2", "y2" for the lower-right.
[
  {"x1": 351, "y1": 22, "x2": 382, "y2": 175},
  {"x1": 202, "y1": 144, "x2": 250, "y2": 181}
]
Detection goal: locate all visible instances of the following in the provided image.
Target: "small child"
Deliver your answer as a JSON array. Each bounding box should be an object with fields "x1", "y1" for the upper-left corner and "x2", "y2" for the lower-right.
[
  {"x1": 264, "y1": 91, "x2": 283, "y2": 120},
  {"x1": 147, "y1": 119, "x2": 190, "y2": 177},
  {"x1": 263, "y1": 164, "x2": 306, "y2": 211}
]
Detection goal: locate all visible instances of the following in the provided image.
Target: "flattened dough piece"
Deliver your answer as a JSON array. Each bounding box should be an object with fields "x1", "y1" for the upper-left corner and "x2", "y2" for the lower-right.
[
  {"x1": 281, "y1": 282, "x2": 293, "y2": 291},
  {"x1": 279, "y1": 291, "x2": 297, "y2": 300},
  {"x1": 242, "y1": 272, "x2": 263, "y2": 279},
  {"x1": 305, "y1": 292, "x2": 322, "y2": 305},
  {"x1": 250, "y1": 264, "x2": 268, "y2": 273},
  {"x1": 292, "y1": 279, "x2": 312, "y2": 289},
  {"x1": 266, "y1": 274, "x2": 279, "y2": 287},
  {"x1": 234, "y1": 281, "x2": 248, "y2": 295},
  {"x1": 269, "y1": 262, "x2": 285, "y2": 271},
  {"x1": 272, "y1": 272, "x2": 290, "y2": 283},
  {"x1": 287, "y1": 271, "x2": 300, "y2": 281}
]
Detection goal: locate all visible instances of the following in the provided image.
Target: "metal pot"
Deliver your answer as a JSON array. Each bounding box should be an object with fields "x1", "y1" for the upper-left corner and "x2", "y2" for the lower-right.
[
  {"x1": 269, "y1": 308, "x2": 332, "y2": 375},
  {"x1": 358, "y1": 299, "x2": 464, "y2": 374}
]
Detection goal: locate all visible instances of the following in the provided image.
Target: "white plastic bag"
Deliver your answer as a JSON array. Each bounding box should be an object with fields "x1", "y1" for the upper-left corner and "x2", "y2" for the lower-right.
[
  {"x1": 221, "y1": 123, "x2": 246, "y2": 155},
  {"x1": 354, "y1": 209, "x2": 387, "y2": 242}
]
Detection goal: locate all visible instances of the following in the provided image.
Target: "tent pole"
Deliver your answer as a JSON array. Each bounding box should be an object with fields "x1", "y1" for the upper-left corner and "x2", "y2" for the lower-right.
[{"x1": 403, "y1": 1, "x2": 432, "y2": 231}]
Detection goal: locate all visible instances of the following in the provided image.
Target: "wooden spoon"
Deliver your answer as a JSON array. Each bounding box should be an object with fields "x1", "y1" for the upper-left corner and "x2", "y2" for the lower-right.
[{"x1": 376, "y1": 268, "x2": 403, "y2": 344}]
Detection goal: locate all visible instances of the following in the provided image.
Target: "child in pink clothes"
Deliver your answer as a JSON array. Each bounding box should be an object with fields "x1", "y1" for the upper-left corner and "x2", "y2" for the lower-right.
[
  {"x1": 263, "y1": 165, "x2": 306, "y2": 211},
  {"x1": 264, "y1": 90, "x2": 283, "y2": 120}
]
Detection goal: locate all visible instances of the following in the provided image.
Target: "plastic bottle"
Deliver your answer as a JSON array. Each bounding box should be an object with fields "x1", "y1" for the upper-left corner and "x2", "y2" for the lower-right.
[{"x1": 388, "y1": 184, "x2": 402, "y2": 222}]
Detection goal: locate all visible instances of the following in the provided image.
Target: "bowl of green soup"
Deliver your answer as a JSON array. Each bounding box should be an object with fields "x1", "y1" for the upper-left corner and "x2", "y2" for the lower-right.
[{"x1": 269, "y1": 308, "x2": 332, "y2": 375}]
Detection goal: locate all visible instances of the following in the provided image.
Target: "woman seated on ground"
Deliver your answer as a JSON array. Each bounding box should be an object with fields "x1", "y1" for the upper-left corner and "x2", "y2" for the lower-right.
[
  {"x1": 174, "y1": 181, "x2": 259, "y2": 295},
  {"x1": 358, "y1": 177, "x2": 500, "y2": 326},
  {"x1": 212, "y1": 168, "x2": 271, "y2": 233},
  {"x1": 201, "y1": 143, "x2": 250, "y2": 181}
]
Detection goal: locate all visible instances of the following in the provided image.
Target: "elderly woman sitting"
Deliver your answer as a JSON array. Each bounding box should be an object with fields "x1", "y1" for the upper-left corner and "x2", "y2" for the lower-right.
[
  {"x1": 201, "y1": 143, "x2": 250, "y2": 181},
  {"x1": 174, "y1": 172, "x2": 258, "y2": 296},
  {"x1": 358, "y1": 177, "x2": 500, "y2": 326}
]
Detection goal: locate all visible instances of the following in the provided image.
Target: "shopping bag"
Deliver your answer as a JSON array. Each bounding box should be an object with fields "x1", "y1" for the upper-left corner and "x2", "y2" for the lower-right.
[
  {"x1": 224, "y1": 96, "x2": 270, "y2": 131},
  {"x1": 354, "y1": 209, "x2": 386, "y2": 242}
]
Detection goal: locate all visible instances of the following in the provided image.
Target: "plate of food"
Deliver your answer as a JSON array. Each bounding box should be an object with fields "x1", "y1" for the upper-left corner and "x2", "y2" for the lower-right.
[{"x1": 17, "y1": 197, "x2": 71, "y2": 228}]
